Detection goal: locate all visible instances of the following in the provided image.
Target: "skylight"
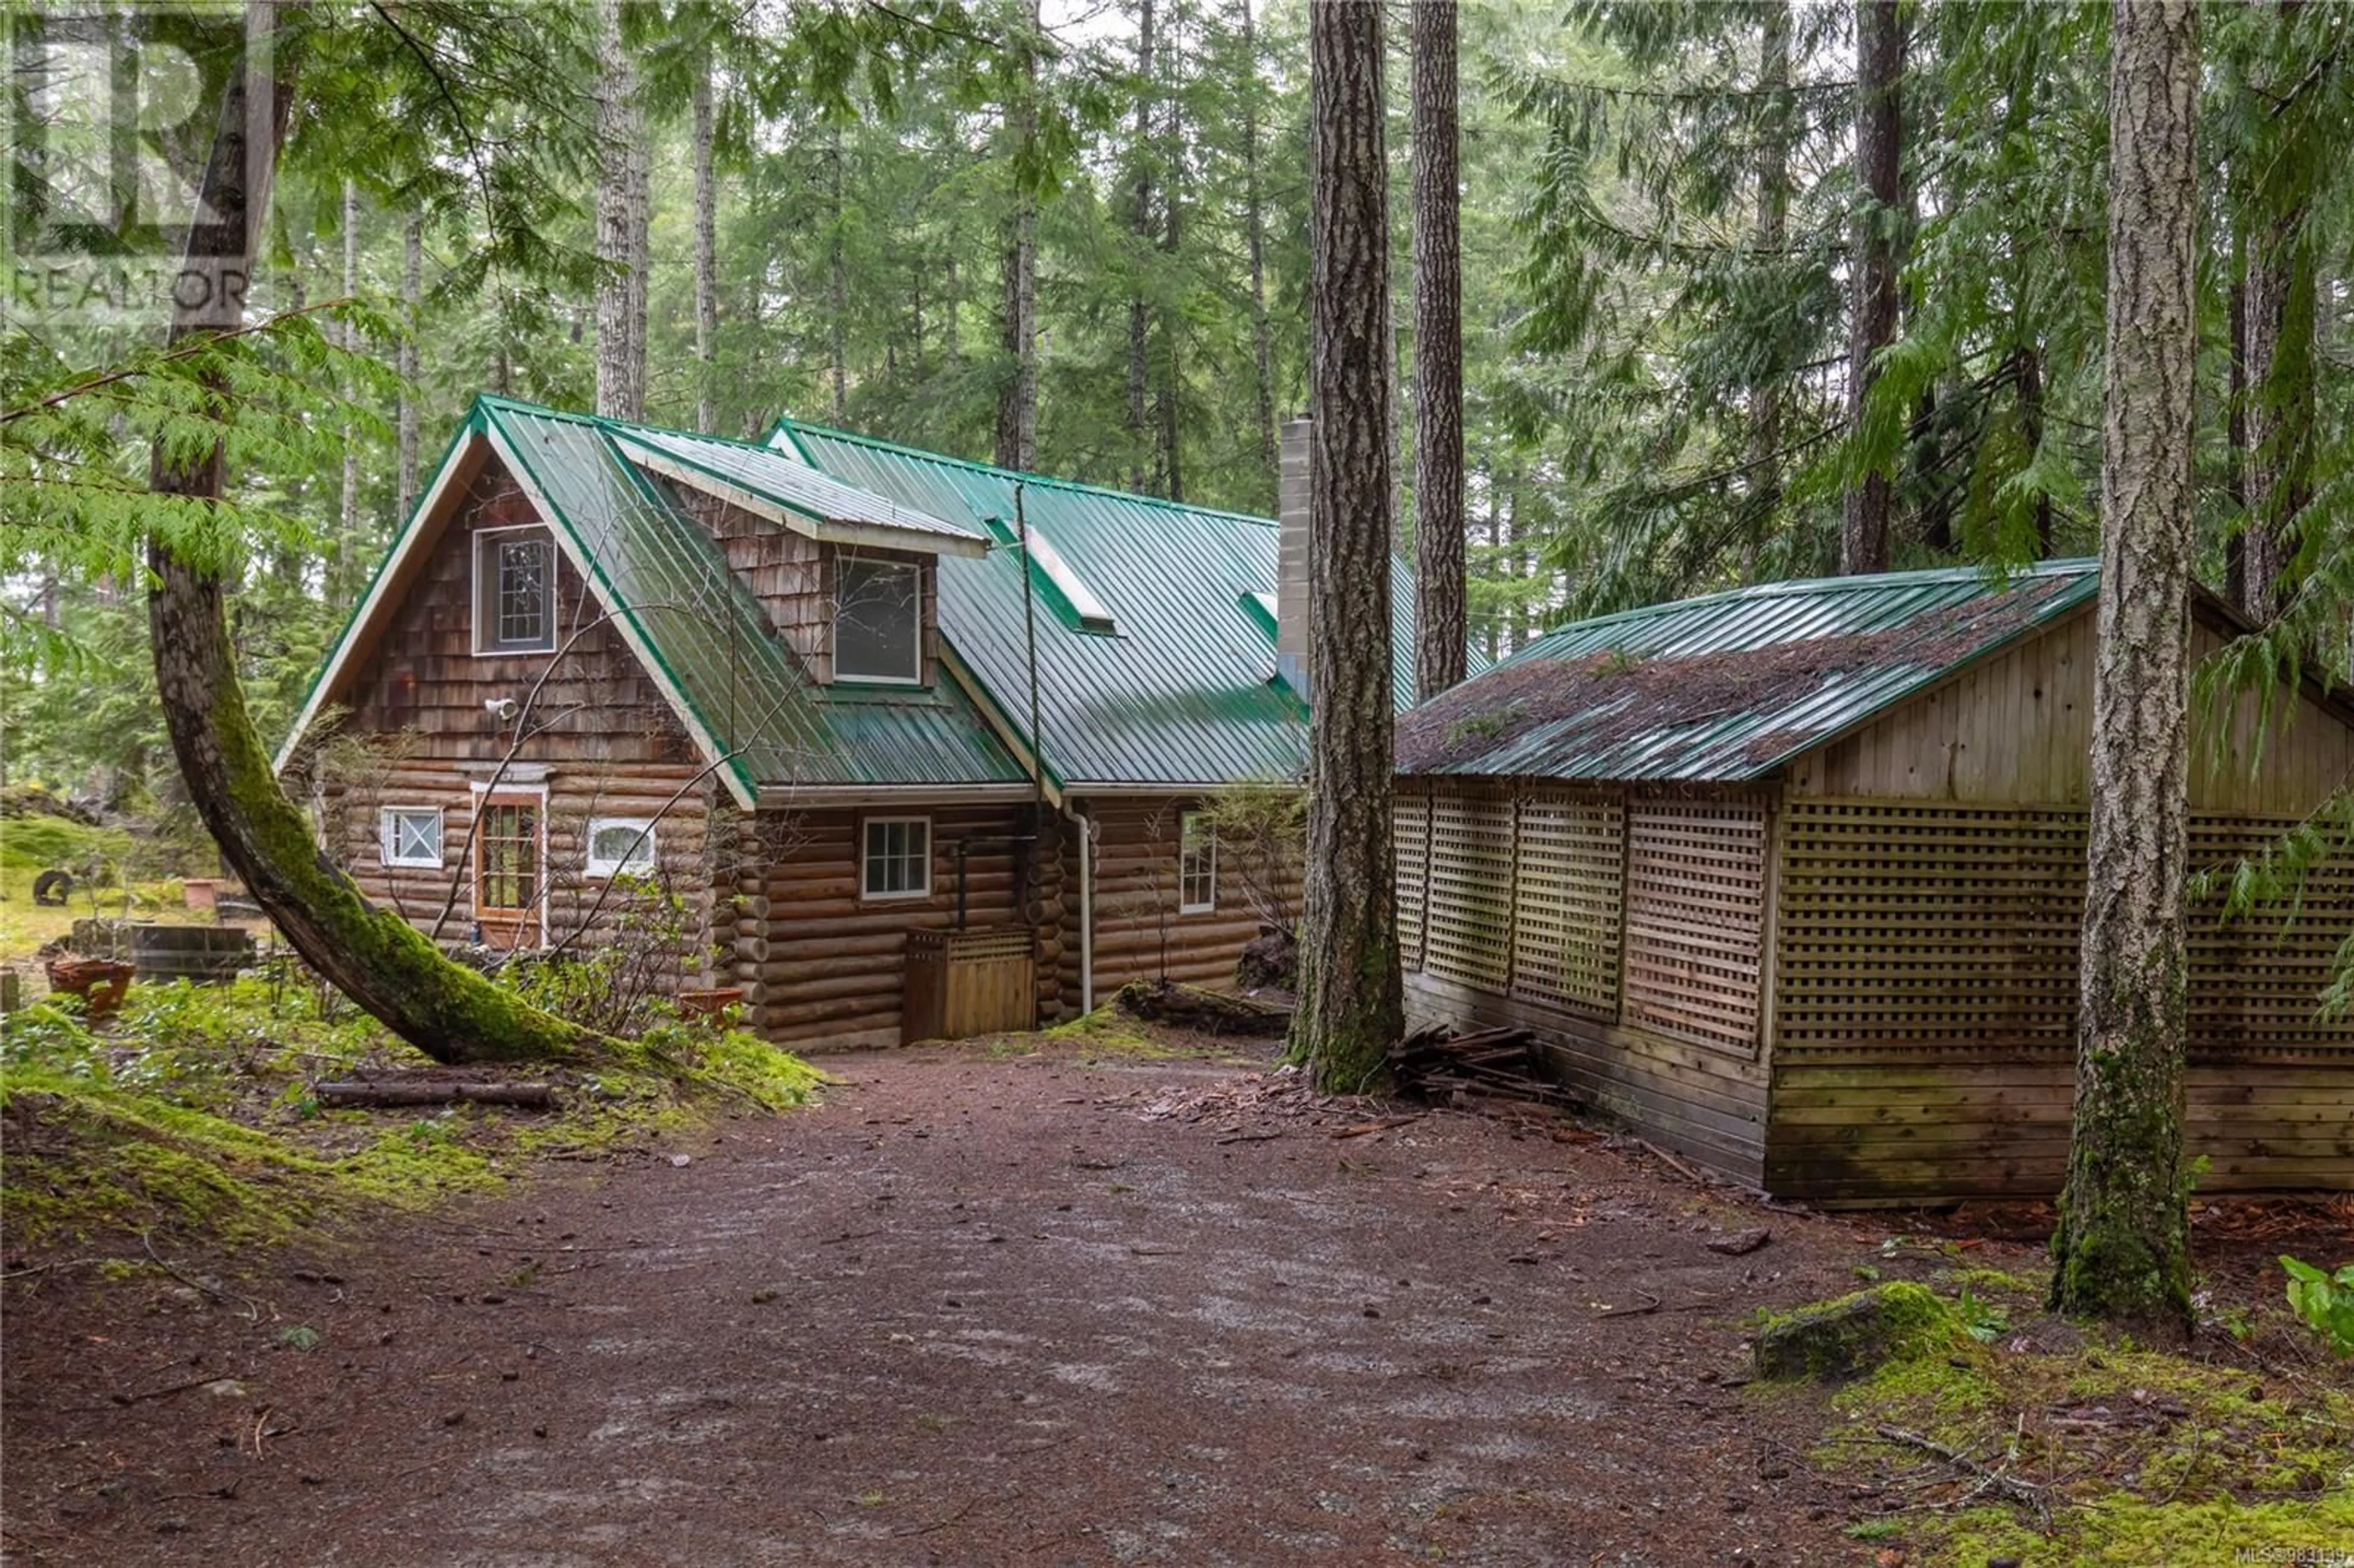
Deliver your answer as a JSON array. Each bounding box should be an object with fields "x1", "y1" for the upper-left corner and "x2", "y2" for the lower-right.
[{"x1": 985, "y1": 515, "x2": 1118, "y2": 636}]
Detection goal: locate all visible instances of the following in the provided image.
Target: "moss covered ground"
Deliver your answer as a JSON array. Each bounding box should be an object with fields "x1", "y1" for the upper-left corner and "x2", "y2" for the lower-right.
[
  {"x1": 0, "y1": 975, "x2": 821, "y2": 1251},
  {"x1": 1778, "y1": 1262, "x2": 2354, "y2": 1566}
]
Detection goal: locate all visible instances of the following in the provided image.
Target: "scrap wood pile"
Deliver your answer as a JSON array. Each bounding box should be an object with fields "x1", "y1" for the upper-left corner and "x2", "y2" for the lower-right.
[{"x1": 1388, "y1": 1024, "x2": 1580, "y2": 1113}]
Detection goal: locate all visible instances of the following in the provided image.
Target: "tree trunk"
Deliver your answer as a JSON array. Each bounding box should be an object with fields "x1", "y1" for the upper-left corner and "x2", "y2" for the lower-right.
[
  {"x1": 1484, "y1": 473, "x2": 1501, "y2": 663},
  {"x1": 1411, "y1": 0, "x2": 1465, "y2": 701},
  {"x1": 945, "y1": 242, "x2": 962, "y2": 365},
  {"x1": 2241, "y1": 4, "x2": 2314, "y2": 623},
  {"x1": 1240, "y1": 0, "x2": 1278, "y2": 487},
  {"x1": 1746, "y1": 0, "x2": 1791, "y2": 577},
  {"x1": 994, "y1": 0, "x2": 1041, "y2": 472},
  {"x1": 1290, "y1": 0, "x2": 1402, "y2": 1091},
  {"x1": 2016, "y1": 344, "x2": 2053, "y2": 555},
  {"x1": 1157, "y1": 27, "x2": 1184, "y2": 505},
  {"x1": 145, "y1": 3, "x2": 595, "y2": 1068},
  {"x1": 2051, "y1": 0, "x2": 2200, "y2": 1336},
  {"x1": 336, "y1": 178, "x2": 360, "y2": 603},
  {"x1": 594, "y1": 0, "x2": 647, "y2": 421},
  {"x1": 1841, "y1": 0, "x2": 1902, "y2": 575},
  {"x1": 829, "y1": 122, "x2": 849, "y2": 426},
  {"x1": 2226, "y1": 258, "x2": 2248, "y2": 611},
  {"x1": 1128, "y1": 0, "x2": 1155, "y2": 492},
  {"x1": 693, "y1": 40, "x2": 719, "y2": 432},
  {"x1": 398, "y1": 210, "x2": 421, "y2": 521}
]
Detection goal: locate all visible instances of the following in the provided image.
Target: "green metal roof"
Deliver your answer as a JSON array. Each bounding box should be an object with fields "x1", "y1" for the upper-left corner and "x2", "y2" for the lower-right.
[
  {"x1": 1396, "y1": 560, "x2": 2100, "y2": 782},
  {"x1": 478, "y1": 398, "x2": 1027, "y2": 793},
  {"x1": 770, "y1": 417, "x2": 1447, "y2": 788}
]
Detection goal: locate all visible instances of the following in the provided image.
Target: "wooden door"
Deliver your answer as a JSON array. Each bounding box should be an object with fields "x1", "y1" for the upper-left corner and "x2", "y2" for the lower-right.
[{"x1": 474, "y1": 794, "x2": 544, "y2": 948}]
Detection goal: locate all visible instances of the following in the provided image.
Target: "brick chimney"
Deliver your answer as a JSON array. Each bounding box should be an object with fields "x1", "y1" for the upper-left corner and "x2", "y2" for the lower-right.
[{"x1": 1276, "y1": 417, "x2": 1312, "y2": 701}]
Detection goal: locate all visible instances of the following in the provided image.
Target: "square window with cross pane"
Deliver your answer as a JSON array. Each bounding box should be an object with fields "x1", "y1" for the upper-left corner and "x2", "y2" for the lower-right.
[
  {"x1": 861, "y1": 816, "x2": 931, "y2": 900},
  {"x1": 474, "y1": 527, "x2": 557, "y2": 654},
  {"x1": 381, "y1": 806, "x2": 443, "y2": 868}
]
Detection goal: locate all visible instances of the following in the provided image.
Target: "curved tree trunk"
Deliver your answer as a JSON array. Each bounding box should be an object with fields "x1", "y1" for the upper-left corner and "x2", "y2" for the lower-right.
[
  {"x1": 1411, "y1": 0, "x2": 1465, "y2": 702},
  {"x1": 145, "y1": 1, "x2": 596, "y2": 1068},
  {"x1": 1291, "y1": 0, "x2": 1402, "y2": 1091},
  {"x1": 2051, "y1": 0, "x2": 2200, "y2": 1336}
]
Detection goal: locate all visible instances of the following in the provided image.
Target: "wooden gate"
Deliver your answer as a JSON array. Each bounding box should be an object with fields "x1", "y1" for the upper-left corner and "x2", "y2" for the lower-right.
[{"x1": 902, "y1": 927, "x2": 1036, "y2": 1044}]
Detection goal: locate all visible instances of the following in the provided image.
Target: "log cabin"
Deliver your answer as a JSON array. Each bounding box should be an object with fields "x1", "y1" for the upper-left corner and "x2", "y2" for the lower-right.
[
  {"x1": 1393, "y1": 561, "x2": 2354, "y2": 1204},
  {"x1": 278, "y1": 400, "x2": 1432, "y2": 1049}
]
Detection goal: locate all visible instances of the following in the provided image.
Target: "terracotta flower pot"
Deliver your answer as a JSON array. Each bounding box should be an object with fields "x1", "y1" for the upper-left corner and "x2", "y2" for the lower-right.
[
  {"x1": 45, "y1": 957, "x2": 135, "y2": 1021},
  {"x1": 676, "y1": 986, "x2": 744, "y2": 1019}
]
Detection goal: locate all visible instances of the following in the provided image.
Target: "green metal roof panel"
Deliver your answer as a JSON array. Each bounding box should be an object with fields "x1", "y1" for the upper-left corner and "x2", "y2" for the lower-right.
[
  {"x1": 481, "y1": 400, "x2": 1025, "y2": 790},
  {"x1": 606, "y1": 425, "x2": 980, "y2": 544},
  {"x1": 1398, "y1": 560, "x2": 2100, "y2": 782},
  {"x1": 772, "y1": 419, "x2": 1457, "y2": 786}
]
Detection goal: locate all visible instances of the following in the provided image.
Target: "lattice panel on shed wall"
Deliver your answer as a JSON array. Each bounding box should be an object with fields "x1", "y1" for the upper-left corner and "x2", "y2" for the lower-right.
[
  {"x1": 1425, "y1": 793, "x2": 1514, "y2": 995},
  {"x1": 1775, "y1": 801, "x2": 2088, "y2": 1051},
  {"x1": 1510, "y1": 793, "x2": 1623, "y2": 1018},
  {"x1": 1395, "y1": 790, "x2": 1431, "y2": 974},
  {"x1": 2188, "y1": 817, "x2": 2354, "y2": 1056},
  {"x1": 1775, "y1": 801, "x2": 2354, "y2": 1060},
  {"x1": 1623, "y1": 799, "x2": 1766, "y2": 1053}
]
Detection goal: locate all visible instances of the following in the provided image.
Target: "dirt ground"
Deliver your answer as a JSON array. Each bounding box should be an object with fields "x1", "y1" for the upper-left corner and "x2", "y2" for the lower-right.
[{"x1": 4, "y1": 1037, "x2": 2345, "y2": 1567}]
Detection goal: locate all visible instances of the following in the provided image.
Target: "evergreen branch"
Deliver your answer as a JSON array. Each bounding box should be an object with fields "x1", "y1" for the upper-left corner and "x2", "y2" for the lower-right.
[
  {"x1": 0, "y1": 300, "x2": 357, "y2": 425},
  {"x1": 366, "y1": 1, "x2": 504, "y2": 252}
]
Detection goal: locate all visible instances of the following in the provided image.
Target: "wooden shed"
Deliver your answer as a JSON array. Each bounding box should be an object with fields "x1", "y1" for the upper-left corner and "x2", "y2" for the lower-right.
[{"x1": 1393, "y1": 562, "x2": 2354, "y2": 1205}]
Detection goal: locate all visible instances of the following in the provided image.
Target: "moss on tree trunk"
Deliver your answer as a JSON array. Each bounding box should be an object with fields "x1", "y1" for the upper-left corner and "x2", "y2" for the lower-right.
[
  {"x1": 140, "y1": 2, "x2": 603, "y2": 1068},
  {"x1": 2051, "y1": 0, "x2": 2200, "y2": 1336}
]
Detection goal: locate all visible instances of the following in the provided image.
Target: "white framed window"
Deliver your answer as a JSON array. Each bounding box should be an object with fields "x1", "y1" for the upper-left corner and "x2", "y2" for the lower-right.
[
  {"x1": 474, "y1": 525, "x2": 557, "y2": 654},
  {"x1": 584, "y1": 818, "x2": 657, "y2": 878},
  {"x1": 834, "y1": 555, "x2": 923, "y2": 683},
  {"x1": 1179, "y1": 811, "x2": 1217, "y2": 914},
  {"x1": 381, "y1": 806, "x2": 444, "y2": 869},
  {"x1": 861, "y1": 816, "x2": 931, "y2": 900}
]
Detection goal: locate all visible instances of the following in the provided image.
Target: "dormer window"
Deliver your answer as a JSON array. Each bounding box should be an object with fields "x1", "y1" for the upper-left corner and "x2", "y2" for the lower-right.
[
  {"x1": 834, "y1": 554, "x2": 922, "y2": 683},
  {"x1": 474, "y1": 526, "x2": 556, "y2": 654}
]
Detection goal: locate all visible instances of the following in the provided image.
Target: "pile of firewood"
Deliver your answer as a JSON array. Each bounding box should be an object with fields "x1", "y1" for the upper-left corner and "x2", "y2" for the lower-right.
[{"x1": 1387, "y1": 1024, "x2": 1579, "y2": 1111}]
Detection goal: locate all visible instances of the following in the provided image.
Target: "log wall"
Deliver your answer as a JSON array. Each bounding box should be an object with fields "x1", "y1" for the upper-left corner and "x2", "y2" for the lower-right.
[
  {"x1": 744, "y1": 801, "x2": 1056, "y2": 1049},
  {"x1": 1068, "y1": 797, "x2": 1295, "y2": 1003}
]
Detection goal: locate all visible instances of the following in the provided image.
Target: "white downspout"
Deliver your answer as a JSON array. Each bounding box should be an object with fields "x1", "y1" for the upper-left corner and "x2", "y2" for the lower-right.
[{"x1": 1067, "y1": 801, "x2": 1095, "y2": 1014}]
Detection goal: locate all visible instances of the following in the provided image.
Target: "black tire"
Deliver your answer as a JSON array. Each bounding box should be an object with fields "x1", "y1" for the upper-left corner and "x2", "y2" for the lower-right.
[{"x1": 31, "y1": 869, "x2": 74, "y2": 907}]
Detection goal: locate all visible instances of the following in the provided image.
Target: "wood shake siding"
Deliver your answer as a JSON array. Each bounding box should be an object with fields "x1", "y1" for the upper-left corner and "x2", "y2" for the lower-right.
[{"x1": 319, "y1": 456, "x2": 722, "y2": 972}]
